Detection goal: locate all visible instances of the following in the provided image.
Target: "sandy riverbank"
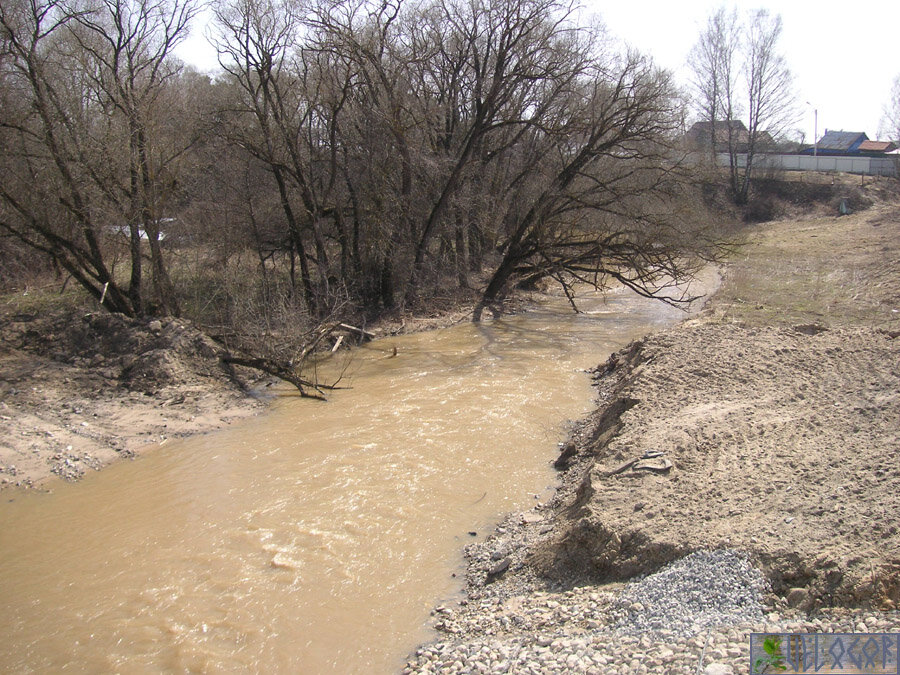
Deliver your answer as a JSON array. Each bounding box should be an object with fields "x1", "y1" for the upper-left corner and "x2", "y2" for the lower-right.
[
  {"x1": 404, "y1": 178, "x2": 900, "y2": 673},
  {"x1": 0, "y1": 311, "x2": 268, "y2": 489}
]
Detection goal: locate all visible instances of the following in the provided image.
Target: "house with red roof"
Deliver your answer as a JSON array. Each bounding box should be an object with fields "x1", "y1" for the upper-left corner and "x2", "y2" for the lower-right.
[
  {"x1": 858, "y1": 140, "x2": 898, "y2": 155},
  {"x1": 801, "y1": 130, "x2": 897, "y2": 156}
]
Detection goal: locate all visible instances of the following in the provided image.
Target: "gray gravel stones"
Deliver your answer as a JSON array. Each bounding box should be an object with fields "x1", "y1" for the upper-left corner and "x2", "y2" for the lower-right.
[
  {"x1": 403, "y1": 544, "x2": 900, "y2": 674},
  {"x1": 611, "y1": 549, "x2": 767, "y2": 635},
  {"x1": 405, "y1": 594, "x2": 900, "y2": 674}
]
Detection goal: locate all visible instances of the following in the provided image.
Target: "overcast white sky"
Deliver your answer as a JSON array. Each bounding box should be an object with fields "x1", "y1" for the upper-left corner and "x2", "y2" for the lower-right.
[
  {"x1": 176, "y1": 0, "x2": 900, "y2": 141},
  {"x1": 583, "y1": 0, "x2": 900, "y2": 140}
]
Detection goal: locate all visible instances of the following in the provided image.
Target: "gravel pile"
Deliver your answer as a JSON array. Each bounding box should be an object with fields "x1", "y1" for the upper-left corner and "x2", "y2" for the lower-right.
[
  {"x1": 403, "y1": 546, "x2": 900, "y2": 674},
  {"x1": 610, "y1": 550, "x2": 767, "y2": 636}
]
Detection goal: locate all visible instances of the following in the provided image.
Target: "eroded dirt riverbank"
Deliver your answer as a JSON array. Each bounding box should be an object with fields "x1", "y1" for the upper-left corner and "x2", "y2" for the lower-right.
[
  {"x1": 404, "y1": 180, "x2": 900, "y2": 673},
  {"x1": 542, "y1": 182, "x2": 900, "y2": 609},
  {"x1": 0, "y1": 312, "x2": 266, "y2": 488}
]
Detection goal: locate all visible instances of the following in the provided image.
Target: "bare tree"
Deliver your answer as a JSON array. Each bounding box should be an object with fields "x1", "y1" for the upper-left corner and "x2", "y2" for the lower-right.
[
  {"x1": 474, "y1": 51, "x2": 719, "y2": 319},
  {"x1": 688, "y1": 6, "x2": 739, "y2": 165},
  {"x1": 71, "y1": 0, "x2": 198, "y2": 315},
  {"x1": 688, "y1": 6, "x2": 795, "y2": 205},
  {"x1": 209, "y1": 0, "x2": 724, "y2": 325},
  {"x1": 739, "y1": 9, "x2": 794, "y2": 202},
  {"x1": 212, "y1": 0, "x2": 320, "y2": 313},
  {"x1": 0, "y1": 0, "x2": 197, "y2": 316},
  {"x1": 307, "y1": 0, "x2": 421, "y2": 310},
  {"x1": 882, "y1": 74, "x2": 900, "y2": 143}
]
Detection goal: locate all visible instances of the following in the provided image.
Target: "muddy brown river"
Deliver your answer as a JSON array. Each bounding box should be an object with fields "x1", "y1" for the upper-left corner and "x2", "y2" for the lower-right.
[{"x1": 0, "y1": 281, "x2": 710, "y2": 673}]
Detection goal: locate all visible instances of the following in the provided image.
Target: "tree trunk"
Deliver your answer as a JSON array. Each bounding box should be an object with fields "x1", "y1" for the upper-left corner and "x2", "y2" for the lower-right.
[
  {"x1": 455, "y1": 215, "x2": 468, "y2": 288},
  {"x1": 272, "y1": 166, "x2": 317, "y2": 315},
  {"x1": 474, "y1": 245, "x2": 520, "y2": 321},
  {"x1": 379, "y1": 254, "x2": 395, "y2": 309}
]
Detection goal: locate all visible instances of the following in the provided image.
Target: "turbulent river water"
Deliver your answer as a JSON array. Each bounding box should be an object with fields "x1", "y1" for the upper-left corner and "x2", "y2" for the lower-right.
[{"x1": 0, "y1": 282, "x2": 709, "y2": 673}]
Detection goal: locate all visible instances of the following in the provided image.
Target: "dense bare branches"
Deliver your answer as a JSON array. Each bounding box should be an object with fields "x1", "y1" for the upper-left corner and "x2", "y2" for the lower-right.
[
  {"x1": 474, "y1": 50, "x2": 715, "y2": 319},
  {"x1": 208, "y1": 0, "x2": 721, "y2": 321},
  {"x1": 689, "y1": 6, "x2": 796, "y2": 204},
  {"x1": 0, "y1": 0, "x2": 197, "y2": 316},
  {"x1": 3, "y1": 0, "x2": 727, "y2": 338}
]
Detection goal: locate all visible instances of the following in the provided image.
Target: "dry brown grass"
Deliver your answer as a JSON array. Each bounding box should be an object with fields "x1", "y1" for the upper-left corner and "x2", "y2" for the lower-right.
[{"x1": 707, "y1": 176, "x2": 900, "y2": 329}]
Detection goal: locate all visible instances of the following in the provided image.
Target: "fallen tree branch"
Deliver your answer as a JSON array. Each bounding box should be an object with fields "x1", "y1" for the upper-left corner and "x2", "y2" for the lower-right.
[
  {"x1": 297, "y1": 322, "x2": 343, "y2": 362},
  {"x1": 338, "y1": 322, "x2": 376, "y2": 341},
  {"x1": 221, "y1": 354, "x2": 331, "y2": 400},
  {"x1": 207, "y1": 319, "x2": 354, "y2": 399}
]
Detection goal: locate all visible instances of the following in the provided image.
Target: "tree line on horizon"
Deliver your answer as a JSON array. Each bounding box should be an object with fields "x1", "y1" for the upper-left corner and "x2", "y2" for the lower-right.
[{"x1": 0, "y1": 0, "x2": 808, "y2": 338}]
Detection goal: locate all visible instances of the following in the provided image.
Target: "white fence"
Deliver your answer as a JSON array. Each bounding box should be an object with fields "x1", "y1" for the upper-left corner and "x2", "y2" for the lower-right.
[{"x1": 715, "y1": 153, "x2": 898, "y2": 177}]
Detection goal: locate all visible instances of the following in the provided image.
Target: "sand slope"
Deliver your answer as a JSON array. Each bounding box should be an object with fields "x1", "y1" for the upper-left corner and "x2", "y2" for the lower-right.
[
  {"x1": 529, "y1": 178, "x2": 900, "y2": 609},
  {"x1": 0, "y1": 311, "x2": 262, "y2": 489},
  {"x1": 536, "y1": 321, "x2": 900, "y2": 609}
]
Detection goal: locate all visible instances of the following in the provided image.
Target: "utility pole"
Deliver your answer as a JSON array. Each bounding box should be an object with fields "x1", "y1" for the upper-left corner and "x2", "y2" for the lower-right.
[
  {"x1": 813, "y1": 108, "x2": 818, "y2": 157},
  {"x1": 806, "y1": 101, "x2": 818, "y2": 157}
]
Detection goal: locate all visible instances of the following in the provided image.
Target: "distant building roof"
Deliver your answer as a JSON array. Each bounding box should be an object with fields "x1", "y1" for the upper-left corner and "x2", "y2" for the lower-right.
[
  {"x1": 684, "y1": 120, "x2": 774, "y2": 152},
  {"x1": 686, "y1": 120, "x2": 750, "y2": 147},
  {"x1": 815, "y1": 130, "x2": 868, "y2": 152},
  {"x1": 858, "y1": 140, "x2": 898, "y2": 153}
]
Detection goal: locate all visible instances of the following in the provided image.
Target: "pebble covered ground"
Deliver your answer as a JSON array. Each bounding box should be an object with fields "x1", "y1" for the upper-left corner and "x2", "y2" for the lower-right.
[{"x1": 403, "y1": 548, "x2": 900, "y2": 674}]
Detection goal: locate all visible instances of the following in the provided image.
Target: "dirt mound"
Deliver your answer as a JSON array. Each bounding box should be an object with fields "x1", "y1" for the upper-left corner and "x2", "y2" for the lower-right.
[
  {"x1": 0, "y1": 310, "x2": 261, "y2": 489},
  {"x1": 4, "y1": 310, "x2": 229, "y2": 395},
  {"x1": 529, "y1": 321, "x2": 900, "y2": 610},
  {"x1": 739, "y1": 174, "x2": 899, "y2": 223}
]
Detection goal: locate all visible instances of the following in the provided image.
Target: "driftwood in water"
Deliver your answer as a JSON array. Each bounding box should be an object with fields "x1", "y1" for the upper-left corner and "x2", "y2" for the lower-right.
[
  {"x1": 218, "y1": 322, "x2": 346, "y2": 399},
  {"x1": 338, "y1": 323, "x2": 376, "y2": 341},
  {"x1": 221, "y1": 355, "x2": 331, "y2": 400}
]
